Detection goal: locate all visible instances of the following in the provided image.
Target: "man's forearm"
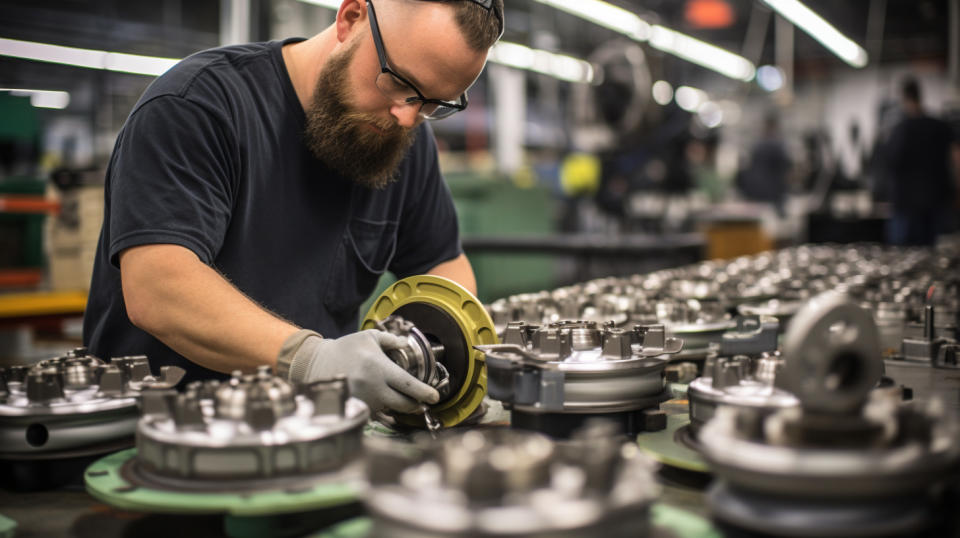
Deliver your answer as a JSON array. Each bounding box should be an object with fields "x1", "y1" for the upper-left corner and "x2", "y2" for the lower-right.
[
  {"x1": 427, "y1": 253, "x2": 477, "y2": 296},
  {"x1": 119, "y1": 244, "x2": 299, "y2": 374}
]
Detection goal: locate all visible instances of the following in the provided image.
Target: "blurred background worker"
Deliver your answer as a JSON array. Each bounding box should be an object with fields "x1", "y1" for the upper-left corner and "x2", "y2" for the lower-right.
[
  {"x1": 885, "y1": 76, "x2": 959, "y2": 245},
  {"x1": 738, "y1": 111, "x2": 791, "y2": 215}
]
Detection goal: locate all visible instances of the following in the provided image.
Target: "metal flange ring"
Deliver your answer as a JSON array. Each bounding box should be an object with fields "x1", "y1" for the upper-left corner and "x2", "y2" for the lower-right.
[
  {"x1": 782, "y1": 292, "x2": 882, "y2": 414},
  {"x1": 361, "y1": 275, "x2": 497, "y2": 428}
]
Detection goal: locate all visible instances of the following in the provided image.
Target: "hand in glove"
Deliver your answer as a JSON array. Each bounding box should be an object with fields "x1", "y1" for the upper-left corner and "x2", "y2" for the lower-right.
[{"x1": 278, "y1": 329, "x2": 439, "y2": 414}]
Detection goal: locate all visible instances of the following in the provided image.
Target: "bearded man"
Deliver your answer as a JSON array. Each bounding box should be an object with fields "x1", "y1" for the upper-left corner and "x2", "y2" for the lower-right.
[{"x1": 83, "y1": 0, "x2": 504, "y2": 414}]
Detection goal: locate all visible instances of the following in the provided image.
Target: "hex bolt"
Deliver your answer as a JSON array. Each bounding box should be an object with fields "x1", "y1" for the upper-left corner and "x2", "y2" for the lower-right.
[
  {"x1": 26, "y1": 368, "x2": 65, "y2": 403},
  {"x1": 98, "y1": 366, "x2": 125, "y2": 395}
]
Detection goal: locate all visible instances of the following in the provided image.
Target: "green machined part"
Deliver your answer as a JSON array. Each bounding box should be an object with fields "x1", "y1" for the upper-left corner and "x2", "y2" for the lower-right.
[
  {"x1": 636, "y1": 413, "x2": 710, "y2": 474},
  {"x1": 84, "y1": 449, "x2": 362, "y2": 517}
]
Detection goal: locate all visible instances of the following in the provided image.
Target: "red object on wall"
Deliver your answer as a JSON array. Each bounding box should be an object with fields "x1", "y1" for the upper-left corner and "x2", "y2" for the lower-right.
[{"x1": 685, "y1": 0, "x2": 735, "y2": 29}]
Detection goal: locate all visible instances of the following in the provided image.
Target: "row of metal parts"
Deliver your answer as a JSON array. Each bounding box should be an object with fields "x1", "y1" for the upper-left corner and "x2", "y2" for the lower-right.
[
  {"x1": 487, "y1": 242, "x2": 960, "y2": 362},
  {"x1": 475, "y1": 242, "x2": 960, "y2": 536}
]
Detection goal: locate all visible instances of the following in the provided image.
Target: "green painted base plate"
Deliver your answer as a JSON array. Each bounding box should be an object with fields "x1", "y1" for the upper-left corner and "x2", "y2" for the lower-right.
[
  {"x1": 85, "y1": 449, "x2": 363, "y2": 517},
  {"x1": 636, "y1": 414, "x2": 709, "y2": 474},
  {"x1": 310, "y1": 503, "x2": 722, "y2": 538},
  {"x1": 0, "y1": 514, "x2": 16, "y2": 538}
]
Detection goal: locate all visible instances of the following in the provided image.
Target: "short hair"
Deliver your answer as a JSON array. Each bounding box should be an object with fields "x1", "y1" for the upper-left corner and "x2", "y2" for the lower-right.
[
  {"x1": 443, "y1": 0, "x2": 504, "y2": 51},
  {"x1": 901, "y1": 76, "x2": 921, "y2": 104}
]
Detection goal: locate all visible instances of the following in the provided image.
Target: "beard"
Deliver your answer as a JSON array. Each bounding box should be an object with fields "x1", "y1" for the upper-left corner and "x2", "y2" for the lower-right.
[{"x1": 304, "y1": 41, "x2": 416, "y2": 189}]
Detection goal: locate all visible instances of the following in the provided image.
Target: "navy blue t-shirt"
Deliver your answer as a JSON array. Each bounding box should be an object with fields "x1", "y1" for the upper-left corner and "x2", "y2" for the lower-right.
[{"x1": 83, "y1": 39, "x2": 462, "y2": 384}]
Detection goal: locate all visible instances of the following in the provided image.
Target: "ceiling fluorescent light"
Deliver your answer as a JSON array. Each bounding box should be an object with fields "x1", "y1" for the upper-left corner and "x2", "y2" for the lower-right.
[
  {"x1": 649, "y1": 25, "x2": 755, "y2": 81},
  {"x1": 0, "y1": 37, "x2": 178, "y2": 76},
  {"x1": 762, "y1": 0, "x2": 868, "y2": 68},
  {"x1": 531, "y1": 0, "x2": 651, "y2": 41},
  {"x1": 490, "y1": 41, "x2": 593, "y2": 83},
  {"x1": 297, "y1": 0, "x2": 342, "y2": 9},
  {"x1": 533, "y1": 0, "x2": 754, "y2": 82},
  {"x1": 1, "y1": 88, "x2": 70, "y2": 109}
]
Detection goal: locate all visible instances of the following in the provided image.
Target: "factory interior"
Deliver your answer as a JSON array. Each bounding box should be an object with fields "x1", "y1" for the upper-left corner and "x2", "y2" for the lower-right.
[{"x1": 2, "y1": 0, "x2": 960, "y2": 536}]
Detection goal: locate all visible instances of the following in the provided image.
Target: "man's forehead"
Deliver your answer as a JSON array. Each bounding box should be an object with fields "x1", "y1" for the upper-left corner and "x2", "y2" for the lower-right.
[{"x1": 375, "y1": 0, "x2": 487, "y2": 97}]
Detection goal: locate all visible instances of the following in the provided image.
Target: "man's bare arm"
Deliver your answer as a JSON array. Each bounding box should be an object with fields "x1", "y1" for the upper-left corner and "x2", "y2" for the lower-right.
[
  {"x1": 119, "y1": 244, "x2": 299, "y2": 374},
  {"x1": 426, "y1": 252, "x2": 477, "y2": 296}
]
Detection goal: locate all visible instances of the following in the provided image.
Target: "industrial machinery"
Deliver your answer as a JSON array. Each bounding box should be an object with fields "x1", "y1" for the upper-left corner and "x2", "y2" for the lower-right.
[
  {"x1": 85, "y1": 368, "x2": 368, "y2": 536},
  {"x1": 699, "y1": 292, "x2": 960, "y2": 537},
  {"x1": 360, "y1": 275, "x2": 497, "y2": 432},
  {"x1": 685, "y1": 315, "x2": 789, "y2": 438},
  {"x1": 0, "y1": 348, "x2": 182, "y2": 489},
  {"x1": 475, "y1": 320, "x2": 682, "y2": 438},
  {"x1": 363, "y1": 423, "x2": 662, "y2": 538}
]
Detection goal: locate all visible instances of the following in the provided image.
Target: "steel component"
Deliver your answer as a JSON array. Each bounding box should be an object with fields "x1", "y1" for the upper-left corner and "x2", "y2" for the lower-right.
[
  {"x1": 0, "y1": 349, "x2": 183, "y2": 458},
  {"x1": 361, "y1": 275, "x2": 497, "y2": 429},
  {"x1": 364, "y1": 423, "x2": 660, "y2": 537},
  {"x1": 699, "y1": 292, "x2": 960, "y2": 537},
  {"x1": 133, "y1": 367, "x2": 367, "y2": 488},
  {"x1": 476, "y1": 321, "x2": 681, "y2": 437}
]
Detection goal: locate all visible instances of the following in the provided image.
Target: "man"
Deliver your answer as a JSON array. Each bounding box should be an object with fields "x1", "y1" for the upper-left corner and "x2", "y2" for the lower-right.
[
  {"x1": 738, "y1": 111, "x2": 791, "y2": 216},
  {"x1": 82, "y1": 0, "x2": 504, "y2": 415},
  {"x1": 886, "y1": 76, "x2": 958, "y2": 246}
]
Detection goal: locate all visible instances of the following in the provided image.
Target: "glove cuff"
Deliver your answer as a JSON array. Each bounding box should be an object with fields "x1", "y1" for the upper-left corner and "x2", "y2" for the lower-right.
[{"x1": 277, "y1": 329, "x2": 323, "y2": 382}]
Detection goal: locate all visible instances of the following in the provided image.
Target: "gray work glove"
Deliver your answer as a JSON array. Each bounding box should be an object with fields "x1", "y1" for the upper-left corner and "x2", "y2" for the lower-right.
[{"x1": 278, "y1": 329, "x2": 440, "y2": 414}]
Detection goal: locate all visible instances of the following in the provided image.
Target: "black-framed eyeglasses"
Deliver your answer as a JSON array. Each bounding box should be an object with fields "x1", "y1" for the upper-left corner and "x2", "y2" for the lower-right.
[{"x1": 367, "y1": 0, "x2": 480, "y2": 120}]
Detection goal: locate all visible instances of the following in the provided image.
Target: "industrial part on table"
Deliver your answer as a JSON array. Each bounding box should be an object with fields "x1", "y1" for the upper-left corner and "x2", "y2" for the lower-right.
[
  {"x1": 84, "y1": 367, "x2": 371, "y2": 527},
  {"x1": 362, "y1": 423, "x2": 666, "y2": 538},
  {"x1": 0, "y1": 348, "x2": 183, "y2": 490},
  {"x1": 476, "y1": 320, "x2": 681, "y2": 438},
  {"x1": 3, "y1": 242, "x2": 960, "y2": 538},
  {"x1": 700, "y1": 292, "x2": 960, "y2": 537}
]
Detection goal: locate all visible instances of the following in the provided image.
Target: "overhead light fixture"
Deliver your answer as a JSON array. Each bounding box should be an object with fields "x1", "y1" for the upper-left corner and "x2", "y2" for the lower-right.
[
  {"x1": 675, "y1": 85, "x2": 708, "y2": 112},
  {"x1": 532, "y1": 0, "x2": 754, "y2": 82},
  {"x1": 0, "y1": 37, "x2": 179, "y2": 76},
  {"x1": 490, "y1": 41, "x2": 594, "y2": 83},
  {"x1": 761, "y1": 0, "x2": 868, "y2": 68},
  {"x1": 648, "y1": 25, "x2": 755, "y2": 81},
  {"x1": 756, "y1": 65, "x2": 785, "y2": 91},
  {"x1": 530, "y1": 0, "x2": 651, "y2": 41},
  {"x1": 1, "y1": 88, "x2": 70, "y2": 109},
  {"x1": 298, "y1": 0, "x2": 342, "y2": 8},
  {"x1": 651, "y1": 80, "x2": 673, "y2": 105}
]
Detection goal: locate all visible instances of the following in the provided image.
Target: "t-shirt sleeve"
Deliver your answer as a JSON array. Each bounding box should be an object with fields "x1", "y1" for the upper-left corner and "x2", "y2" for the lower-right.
[
  {"x1": 389, "y1": 124, "x2": 462, "y2": 277},
  {"x1": 107, "y1": 95, "x2": 237, "y2": 267}
]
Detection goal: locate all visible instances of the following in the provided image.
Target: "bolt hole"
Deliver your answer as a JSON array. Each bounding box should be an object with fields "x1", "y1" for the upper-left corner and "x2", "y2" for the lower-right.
[
  {"x1": 824, "y1": 352, "x2": 861, "y2": 391},
  {"x1": 26, "y1": 423, "x2": 49, "y2": 447}
]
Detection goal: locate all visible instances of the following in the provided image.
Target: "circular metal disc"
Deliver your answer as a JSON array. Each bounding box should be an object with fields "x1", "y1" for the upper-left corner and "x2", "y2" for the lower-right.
[
  {"x1": 360, "y1": 275, "x2": 497, "y2": 428},
  {"x1": 85, "y1": 449, "x2": 363, "y2": 516}
]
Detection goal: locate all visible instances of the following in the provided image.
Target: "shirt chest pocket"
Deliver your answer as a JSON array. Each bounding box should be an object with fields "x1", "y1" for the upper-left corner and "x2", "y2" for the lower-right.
[{"x1": 323, "y1": 218, "x2": 398, "y2": 314}]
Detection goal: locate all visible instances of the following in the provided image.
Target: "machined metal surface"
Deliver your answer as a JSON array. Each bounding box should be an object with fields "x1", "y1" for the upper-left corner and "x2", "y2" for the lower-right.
[
  {"x1": 477, "y1": 321, "x2": 682, "y2": 415},
  {"x1": 364, "y1": 423, "x2": 660, "y2": 537},
  {"x1": 133, "y1": 367, "x2": 368, "y2": 489},
  {"x1": 698, "y1": 292, "x2": 960, "y2": 537},
  {"x1": 0, "y1": 349, "x2": 183, "y2": 458}
]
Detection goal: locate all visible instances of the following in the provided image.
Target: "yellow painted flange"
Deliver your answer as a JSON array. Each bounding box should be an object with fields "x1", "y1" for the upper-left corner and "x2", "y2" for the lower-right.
[{"x1": 360, "y1": 275, "x2": 497, "y2": 428}]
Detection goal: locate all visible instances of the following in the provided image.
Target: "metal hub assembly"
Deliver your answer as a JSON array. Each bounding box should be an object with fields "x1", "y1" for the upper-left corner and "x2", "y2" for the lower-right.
[
  {"x1": 364, "y1": 423, "x2": 660, "y2": 537},
  {"x1": 476, "y1": 320, "x2": 682, "y2": 438},
  {"x1": 698, "y1": 292, "x2": 960, "y2": 537},
  {"x1": 85, "y1": 366, "x2": 369, "y2": 520},
  {"x1": 361, "y1": 275, "x2": 497, "y2": 430},
  {"x1": 686, "y1": 316, "x2": 794, "y2": 438},
  {"x1": 0, "y1": 348, "x2": 182, "y2": 461}
]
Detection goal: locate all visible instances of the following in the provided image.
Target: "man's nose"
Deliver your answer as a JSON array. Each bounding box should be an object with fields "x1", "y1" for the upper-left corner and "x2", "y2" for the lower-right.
[{"x1": 390, "y1": 102, "x2": 420, "y2": 128}]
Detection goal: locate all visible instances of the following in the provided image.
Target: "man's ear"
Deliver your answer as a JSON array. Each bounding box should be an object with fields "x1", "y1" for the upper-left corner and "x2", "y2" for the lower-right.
[{"x1": 336, "y1": 0, "x2": 367, "y2": 43}]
